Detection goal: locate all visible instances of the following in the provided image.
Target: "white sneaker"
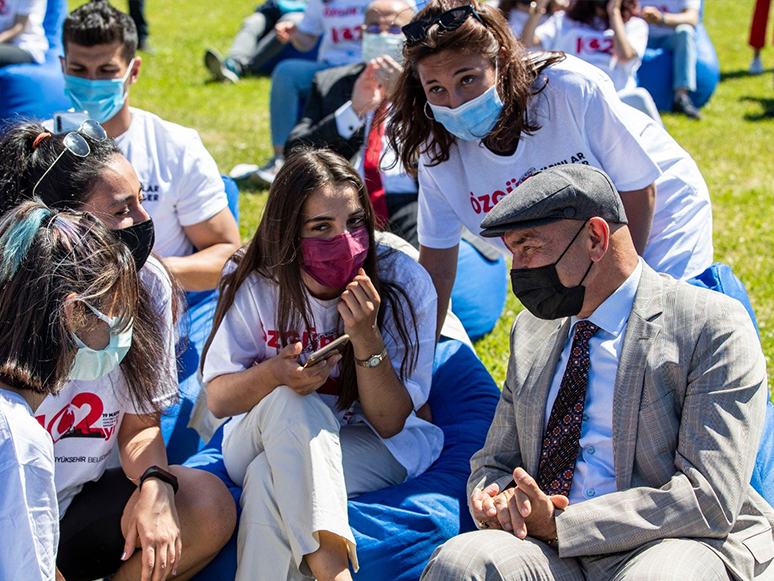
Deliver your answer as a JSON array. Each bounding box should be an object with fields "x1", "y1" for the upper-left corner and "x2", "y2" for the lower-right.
[
  {"x1": 229, "y1": 163, "x2": 260, "y2": 180},
  {"x1": 205, "y1": 48, "x2": 239, "y2": 84},
  {"x1": 250, "y1": 156, "x2": 285, "y2": 186},
  {"x1": 750, "y1": 55, "x2": 765, "y2": 75}
]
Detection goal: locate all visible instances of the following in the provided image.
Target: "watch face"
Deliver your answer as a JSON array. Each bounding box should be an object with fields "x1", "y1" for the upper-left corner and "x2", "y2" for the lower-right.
[{"x1": 368, "y1": 355, "x2": 380, "y2": 367}]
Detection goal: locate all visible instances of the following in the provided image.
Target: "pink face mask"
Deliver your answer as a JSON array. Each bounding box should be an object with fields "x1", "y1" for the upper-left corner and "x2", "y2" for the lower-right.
[{"x1": 300, "y1": 225, "x2": 370, "y2": 289}]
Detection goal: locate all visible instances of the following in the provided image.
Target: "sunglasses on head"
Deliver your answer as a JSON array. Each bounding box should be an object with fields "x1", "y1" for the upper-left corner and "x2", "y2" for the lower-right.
[
  {"x1": 402, "y1": 5, "x2": 485, "y2": 45},
  {"x1": 32, "y1": 120, "x2": 108, "y2": 198}
]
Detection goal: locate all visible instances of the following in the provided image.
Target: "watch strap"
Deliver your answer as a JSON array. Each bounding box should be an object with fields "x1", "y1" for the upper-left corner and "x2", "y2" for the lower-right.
[
  {"x1": 140, "y1": 465, "x2": 179, "y2": 494},
  {"x1": 355, "y1": 347, "x2": 388, "y2": 368}
]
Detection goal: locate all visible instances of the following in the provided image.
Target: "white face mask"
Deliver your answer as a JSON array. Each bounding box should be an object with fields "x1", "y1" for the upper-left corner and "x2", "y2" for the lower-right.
[
  {"x1": 361, "y1": 32, "x2": 406, "y2": 63},
  {"x1": 68, "y1": 302, "x2": 133, "y2": 382}
]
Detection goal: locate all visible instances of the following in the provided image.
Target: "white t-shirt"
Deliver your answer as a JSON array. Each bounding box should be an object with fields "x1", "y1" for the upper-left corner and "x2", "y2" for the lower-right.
[
  {"x1": 298, "y1": 0, "x2": 415, "y2": 66},
  {"x1": 202, "y1": 244, "x2": 444, "y2": 479},
  {"x1": 535, "y1": 12, "x2": 649, "y2": 91},
  {"x1": 0, "y1": 0, "x2": 48, "y2": 63},
  {"x1": 34, "y1": 257, "x2": 179, "y2": 515},
  {"x1": 417, "y1": 55, "x2": 713, "y2": 280},
  {"x1": 640, "y1": 0, "x2": 701, "y2": 38},
  {"x1": 0, "y1": 389, "x2": 58, "y2": 581},
  {"x1": 115, "y1": 108, "x2": 229, "y2": 259}
]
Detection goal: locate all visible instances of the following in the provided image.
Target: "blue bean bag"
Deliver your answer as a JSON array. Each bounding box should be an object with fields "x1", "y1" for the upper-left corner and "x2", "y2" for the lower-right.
[
  {"x1": 184, "y1": 337, "x2": 501, "y2": 581},
  {"x1": 686, "y1": 262, "x2": 774, "y2": 507},
  {"x1": 0, "y1": 0, "x2": 71, "y2": 124},
  {"x1": 451, "y1": 238, "x2": 508, "y2": 342},
  {"x1": 161, "y1": 176, "x2": 240, "y2": 464},
  {"x1": 637, "y1": 21, "x2": 720, "y2": 112}
]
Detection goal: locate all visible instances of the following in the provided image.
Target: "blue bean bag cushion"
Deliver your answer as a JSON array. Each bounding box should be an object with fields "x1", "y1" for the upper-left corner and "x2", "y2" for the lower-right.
[
  {"x1": 161, "y1": 176, "x2": 239, "y2": 464},
  {"x1": 0, "y1": 0, "x2": 71, "y2": 123},
  {"x1": 451, "y1": 239, "x2": 508, "y2": 342},
  {"x1": 686, "y1": 262, "x2": 774, "y2": 507},
  {"x1": 184, "y1": 337, "x2": 501, "y2": 581},
  {"x1": 637, "y1": 22, "x2": 720, "y2": 112}
]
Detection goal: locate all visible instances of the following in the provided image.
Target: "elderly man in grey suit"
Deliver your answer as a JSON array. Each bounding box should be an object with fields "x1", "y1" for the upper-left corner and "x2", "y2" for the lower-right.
[{"x1": 421, "y1": 164, "x2": 774, "y2": 581}]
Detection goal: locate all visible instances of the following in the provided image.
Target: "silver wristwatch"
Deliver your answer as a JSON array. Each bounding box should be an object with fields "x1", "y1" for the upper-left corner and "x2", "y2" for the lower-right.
[{"x1": 355, "y1": 347, "x2": 388, "y2": 368}]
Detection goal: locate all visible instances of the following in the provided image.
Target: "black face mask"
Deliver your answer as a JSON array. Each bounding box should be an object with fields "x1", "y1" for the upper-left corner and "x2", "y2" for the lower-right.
[
  {"x1": 510, "y1": 222, "x2": 594, "y2": 320},
  {"x1": 112, "y1": 218, "x2": 155, "y2": 270}
]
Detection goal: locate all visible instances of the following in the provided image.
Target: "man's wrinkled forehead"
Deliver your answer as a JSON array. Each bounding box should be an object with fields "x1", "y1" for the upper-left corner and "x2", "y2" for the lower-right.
[{"x1": 365, "y1": 0, "x2": 415, "y2": 25}]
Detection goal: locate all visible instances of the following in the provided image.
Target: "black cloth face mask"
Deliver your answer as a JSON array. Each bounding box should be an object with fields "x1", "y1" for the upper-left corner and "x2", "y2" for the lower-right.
[
  {"x1": 509, "y1": 222, "x2": 594, "y2": 320},
  {"x1": 112, "y1": 218, "x2": 155, "y2": 271}
]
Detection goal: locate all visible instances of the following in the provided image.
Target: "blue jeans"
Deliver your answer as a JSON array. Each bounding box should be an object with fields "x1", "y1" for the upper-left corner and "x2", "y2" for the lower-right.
[
  {"x1": 269, "y1": 58, "x2": 331, "y2": 147},
  {"x1": 646, "y1": 24, "x2": 697, "y2": 93}
]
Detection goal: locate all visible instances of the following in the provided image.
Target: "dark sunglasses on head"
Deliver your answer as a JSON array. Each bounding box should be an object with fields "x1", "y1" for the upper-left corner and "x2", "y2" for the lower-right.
[{"x1": 402, "y1": 5, "x2": 485, "y2": 45}]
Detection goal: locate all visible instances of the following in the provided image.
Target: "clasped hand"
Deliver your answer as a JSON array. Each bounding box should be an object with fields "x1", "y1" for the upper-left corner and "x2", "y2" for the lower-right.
[{"x1": 470, "y1": 467, "x2": 568, "y2": 542}]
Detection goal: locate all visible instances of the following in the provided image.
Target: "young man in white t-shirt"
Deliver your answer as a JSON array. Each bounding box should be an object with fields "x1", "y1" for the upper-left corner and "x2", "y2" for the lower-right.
[
  {"x1": 60, "y1": 1, "x2": 241, "y2": 292},
  {"x1": 639, "y1": 0, "x2": 702, "y2": 119}
]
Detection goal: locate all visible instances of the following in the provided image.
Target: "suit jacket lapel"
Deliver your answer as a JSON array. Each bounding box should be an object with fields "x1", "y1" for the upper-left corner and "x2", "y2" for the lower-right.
[
  {"x1": 613, "y1": 264, "x2": 663, "y2": 490},
  {"x1": 520, "y1": 318, "x2": 572, "y2": 475}
]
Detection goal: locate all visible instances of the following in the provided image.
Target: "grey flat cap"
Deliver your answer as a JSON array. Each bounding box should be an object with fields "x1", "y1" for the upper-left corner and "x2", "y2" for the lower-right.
[{"x1": 479, "y1": 165, "x2": 628, "y2": 238}]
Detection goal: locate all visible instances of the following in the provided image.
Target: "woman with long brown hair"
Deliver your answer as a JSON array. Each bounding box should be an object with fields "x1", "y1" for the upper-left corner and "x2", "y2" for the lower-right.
[
  {"x1": 202, "y1": 149, "x2": 441, "y2": 581},
  {"x1": 387, "y1": 0, "x2": 713, "y2": 333}
]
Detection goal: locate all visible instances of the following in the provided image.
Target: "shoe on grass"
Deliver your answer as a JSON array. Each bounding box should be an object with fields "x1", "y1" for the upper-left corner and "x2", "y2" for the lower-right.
[
  {"x1": 673, "y1": 92, "x2": 702, "y2": 120},
  {"x1": 750, "y1": 55, "x2": 765, "y2": 75},
  {"x1": 229, "y1": 163, "x2": 260, "y2": 180},
  {"x1": 205, "y1": 48, "x2": 239, "y2": 84},
  {"x1": 250, "y1": 156, "x2": 285, "y2": 186}
]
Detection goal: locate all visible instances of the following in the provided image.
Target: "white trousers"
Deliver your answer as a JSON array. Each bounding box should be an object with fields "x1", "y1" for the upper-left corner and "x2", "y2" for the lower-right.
[{"x1": 222, "y1": 386, "x2": 406, "y2": 581}]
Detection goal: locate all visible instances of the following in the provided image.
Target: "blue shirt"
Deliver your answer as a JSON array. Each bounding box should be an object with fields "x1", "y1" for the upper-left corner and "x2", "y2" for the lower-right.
[{"x1": 544, "y1": 260, "x2": 643, "y2": 505}]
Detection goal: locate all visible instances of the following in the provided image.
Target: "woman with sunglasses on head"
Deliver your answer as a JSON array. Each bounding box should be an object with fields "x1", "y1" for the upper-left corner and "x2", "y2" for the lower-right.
[
  {"x1": 0, "y1": 201, "x2": 138, "y2": 581},
  {"x1": 387, "y1": 0, "x2": 713, "y2": 334},
  {"x1": 0, "y1": 121, "x2": 236, "y2": 581},
  {"x1": 521, "y1": 0, "x2": 662, "y2": 123},
  {"x1": 202, "y1": 149, "x2": 442, "y2": 581}
]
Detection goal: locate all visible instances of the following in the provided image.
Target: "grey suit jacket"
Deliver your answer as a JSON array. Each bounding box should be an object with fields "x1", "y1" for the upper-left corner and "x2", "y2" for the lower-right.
[{"x1": 468, "y1": 263, "x2": 774, "y2": 580}]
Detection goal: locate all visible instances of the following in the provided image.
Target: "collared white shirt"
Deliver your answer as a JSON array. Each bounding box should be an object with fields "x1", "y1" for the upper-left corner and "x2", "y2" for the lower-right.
[
  {"x1": 544, "y1": 259, "x2": 643, "y2": 505},
  {"x1": 334, "y1": 100, "x2": 418, "y2": 195}
]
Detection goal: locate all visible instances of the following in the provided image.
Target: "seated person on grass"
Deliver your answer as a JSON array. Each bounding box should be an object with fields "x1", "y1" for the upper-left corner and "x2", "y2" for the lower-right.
[
  {"x1": 202, "y1": 149, "x2": 443, "y2": 581},
  {"x1": 0, "y1": 122, "x2": 236, "y2": 581},
  {"x1": 639, "y1": 0, "x2": 702, "y2": 118},
  {"x1": 285, "y1": 0, "x2": 418, "y2": 245},
  {"x1": 205, "y1": 0, "x2": 308, "y2": 83},
  {"x1": 247, "y1": 0, "x2": 416, "y2": 186},
  {"x1": 421, "y1": 165, "x2": 774, "y2": 581},
  {"x1": 0, "y1": 202, "x2": 141, "y2": 581},
  {"x1": 60, "y1": 0, "x2": 241, "y2": 293},
  {"x1": 0, "y1": 0, "x2": 47, "y2": 68}
]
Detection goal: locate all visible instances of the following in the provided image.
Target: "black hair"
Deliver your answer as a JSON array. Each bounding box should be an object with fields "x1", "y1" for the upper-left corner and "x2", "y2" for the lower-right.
[
  {"x1": 0, "y1": 121, "x2": 179, "y2": 414},
  {"x1": 63, "y1": 0, "x2": 138, "y2": 62},
  {"x1": 0, "y1": 121, "x2": 122, "y2": 214}
]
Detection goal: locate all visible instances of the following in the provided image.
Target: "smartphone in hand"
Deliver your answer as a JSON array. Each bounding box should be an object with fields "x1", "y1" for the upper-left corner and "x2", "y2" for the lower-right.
[{"x1": 303, "y1": 334, "x2": 350, "y2": 368}]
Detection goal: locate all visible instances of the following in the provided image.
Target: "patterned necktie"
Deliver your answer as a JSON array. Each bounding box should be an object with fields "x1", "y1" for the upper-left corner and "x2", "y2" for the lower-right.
[{"x1": 536, "y1": 320, "x2": 599, "y2": 497}]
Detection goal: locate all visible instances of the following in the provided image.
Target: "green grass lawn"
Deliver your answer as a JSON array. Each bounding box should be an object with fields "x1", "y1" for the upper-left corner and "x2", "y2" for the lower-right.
[{"x1": 72, "y1": 0, "x2": 774, "y2": 391}]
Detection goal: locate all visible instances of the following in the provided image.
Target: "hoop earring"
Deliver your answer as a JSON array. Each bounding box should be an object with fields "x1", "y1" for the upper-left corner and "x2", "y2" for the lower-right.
[{"x1": 424, "y1": 101, "x2": 434, "y2": 120}]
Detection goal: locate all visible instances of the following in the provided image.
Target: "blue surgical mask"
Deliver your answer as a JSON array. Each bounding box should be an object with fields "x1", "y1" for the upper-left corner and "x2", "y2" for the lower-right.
[
  {"x1": 427, "y1": 66, "x2": 504, "y2": 142},
  {"x1": 361, "y1": 32, "x2": 405, "y2": 64},
  {"x1": 64, "y1": 59, "x2": 136, "y2": 125},
  {"x1": 68, "y1": 302, "x2": 133, "y2": 382}
]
